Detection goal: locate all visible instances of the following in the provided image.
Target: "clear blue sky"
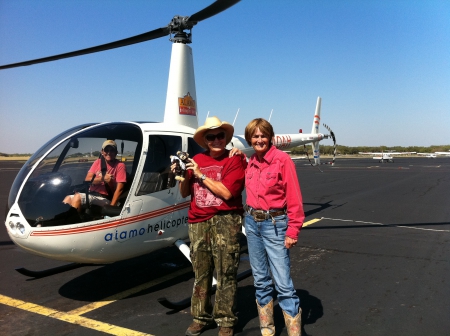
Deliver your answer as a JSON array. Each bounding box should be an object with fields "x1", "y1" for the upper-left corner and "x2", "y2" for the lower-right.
[{"x1": 1, "y1": 0, "x2": 449, "y2": 154}]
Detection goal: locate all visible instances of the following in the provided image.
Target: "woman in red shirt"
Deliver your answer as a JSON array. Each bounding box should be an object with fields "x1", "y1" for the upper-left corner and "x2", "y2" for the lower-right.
[{"x1": 176, "y1": 117, "x2": 245, "y2": 336}]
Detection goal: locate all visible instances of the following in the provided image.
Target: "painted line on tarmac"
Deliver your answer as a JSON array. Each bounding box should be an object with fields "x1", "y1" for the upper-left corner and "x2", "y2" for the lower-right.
[
  {"x1": 0, "y1": 267, "x2": 193, "y2": 335},
  {"x1": 68, "y1": 266, "x2": 192, "y2": 315},
  {"x1": 303, "y1": 218, "x2": 322, "y2": 227},
  {"x1": 0, "y1": 294, "x2": 153, "y2": 336},
  {"x1": 321, "y1": 217, "x2": 450, "y2": 232}
]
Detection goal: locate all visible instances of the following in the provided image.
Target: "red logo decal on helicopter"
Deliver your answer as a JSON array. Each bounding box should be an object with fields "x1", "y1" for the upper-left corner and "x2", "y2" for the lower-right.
[
  {"x1": 274, "y1": 135, "x2": 292, "y2": 149},
  {"x1": 179, "y1": 92, "x2": 196, "y2": 116}
]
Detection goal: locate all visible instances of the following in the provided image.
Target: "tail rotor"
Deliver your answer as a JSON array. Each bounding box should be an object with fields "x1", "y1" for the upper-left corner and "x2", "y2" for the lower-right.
[
  {"x1": 323, "y1": 123, "x2": 336, "y2": 166},
  {"x1": 304, "y1": 122, "x2": 336, "y2": 171}
]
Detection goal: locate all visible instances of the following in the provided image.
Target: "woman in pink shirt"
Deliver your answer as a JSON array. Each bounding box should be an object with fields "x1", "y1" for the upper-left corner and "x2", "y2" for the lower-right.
[{"x1": 240, "y1": 118, "x2": 304, "y2": 336}]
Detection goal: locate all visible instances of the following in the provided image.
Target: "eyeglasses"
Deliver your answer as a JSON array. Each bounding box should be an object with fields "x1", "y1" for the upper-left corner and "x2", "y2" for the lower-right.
[{"x1": 205, "y1": 132, "x2": 225, "y2": 142}]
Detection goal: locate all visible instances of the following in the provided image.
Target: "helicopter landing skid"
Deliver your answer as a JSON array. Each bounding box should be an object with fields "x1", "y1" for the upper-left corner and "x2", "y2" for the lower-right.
[
  {"x1": 157, "y1": 268, "x2": 252, "y2": 311},
  {"x1": 15, "y1": 262, "x2": 99, "y2": 278}
]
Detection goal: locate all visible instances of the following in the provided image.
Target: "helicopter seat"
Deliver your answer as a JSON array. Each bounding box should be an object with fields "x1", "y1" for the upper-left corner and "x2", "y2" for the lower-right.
[{"x1": 76, "y1": 171, "x2": 132, "y2": 220}]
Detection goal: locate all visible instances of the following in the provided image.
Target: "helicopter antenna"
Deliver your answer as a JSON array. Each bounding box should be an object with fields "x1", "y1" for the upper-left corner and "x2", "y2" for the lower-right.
[
  {"x1": 232, "y1": 108, "x2": 240, "y2": 126},
  {"x1": 206, "y1": 111, "x2": 210, "y2": 121},
  {"x1": 268, "y1": 109, "x2": 273, "y2": 122}
]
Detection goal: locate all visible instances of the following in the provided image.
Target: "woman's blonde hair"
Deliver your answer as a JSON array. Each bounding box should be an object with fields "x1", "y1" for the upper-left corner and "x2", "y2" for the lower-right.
[{"x1": 244, "y1": 118, "x2": 274, "y2": 146}]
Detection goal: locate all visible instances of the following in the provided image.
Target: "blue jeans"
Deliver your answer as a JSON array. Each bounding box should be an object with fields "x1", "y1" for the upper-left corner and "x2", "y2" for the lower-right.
[{"x1": 244, "y1": 212, "x2": 300, "y2": 317}]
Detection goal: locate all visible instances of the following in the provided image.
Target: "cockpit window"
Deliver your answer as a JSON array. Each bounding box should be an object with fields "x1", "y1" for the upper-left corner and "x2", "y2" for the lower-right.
[
  {"x1": 135, "y1": 135, "x2": 182, "y2": 196},
  {"x1": 188, "y1": 137, "x2": 205, "y2": 157},
  {"x1": 16, "y1": 123, "x2": 142, "y2": 227}
]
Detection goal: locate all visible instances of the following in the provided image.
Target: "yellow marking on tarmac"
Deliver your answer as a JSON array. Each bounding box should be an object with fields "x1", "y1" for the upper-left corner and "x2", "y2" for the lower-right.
[
  {"x1": 0, "y1": 294, "x2": 153, "y2": 336},
  {"x1": 303, "y1": 218, "x2": 322, "y2": 227},
  {"x1": 68, "y1": 266, "x2": 192, "y2": 315}
]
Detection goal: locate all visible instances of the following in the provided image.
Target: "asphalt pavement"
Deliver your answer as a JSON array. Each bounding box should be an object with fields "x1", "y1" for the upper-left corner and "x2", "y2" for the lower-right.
[{"x1": 1, "y1": 157, "x2": 449, "y2": 335}]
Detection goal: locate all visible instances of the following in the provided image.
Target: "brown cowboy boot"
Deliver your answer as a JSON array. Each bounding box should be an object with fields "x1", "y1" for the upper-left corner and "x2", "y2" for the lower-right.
[
  {"x1": 218, "y1": 326, "x2": 234, "y2": 336},
  {"x1": 282, "y1": 309, "x2": 302, "y2": 336},
  {"x1": 256, "y1": 299, "x2": 275, "y2": 335},
  {"x1": 185, "y1": 321, "x2": 213, "y2": 336}
]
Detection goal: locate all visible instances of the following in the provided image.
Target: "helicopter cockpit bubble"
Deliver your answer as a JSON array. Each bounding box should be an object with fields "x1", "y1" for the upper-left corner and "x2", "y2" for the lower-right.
[
  {"x1": 19, "y1": 172, "x2": 77, "y2": 227},
  {"x1": 13, "y1": 122, "x2": 143, "y2": 227},
  {"x1": 7, "y1": 123, "x2": 97, "y2": 214}
]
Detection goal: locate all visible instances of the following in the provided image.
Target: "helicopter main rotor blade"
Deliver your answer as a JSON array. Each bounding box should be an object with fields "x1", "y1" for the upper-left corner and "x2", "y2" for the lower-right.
[
  {"x1": 0, "y1": 0, "x2": 241, "y2": 70},
  {"x1": 188, "y1": 0, "x2": 240, "y2": 23},
  {"x1": 0, "y1": 27, "x2": 170, "y2": 70}
]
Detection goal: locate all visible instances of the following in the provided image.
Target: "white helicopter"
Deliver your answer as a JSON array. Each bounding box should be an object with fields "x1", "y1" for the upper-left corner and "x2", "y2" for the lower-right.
[{"x1": 2, "y1": 0, "x2": 335, "y2": 286}]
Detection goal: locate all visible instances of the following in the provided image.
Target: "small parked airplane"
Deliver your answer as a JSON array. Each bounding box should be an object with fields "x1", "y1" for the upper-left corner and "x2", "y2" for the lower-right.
[
  {"x1": 417, "y1": 153, "x2": 437, "y2": 158},
  {"x1": 359, "y1": 151, "x2": 416, "y2": 163},
  {"x1": 417, "y1": 151, "x2": 450, "y2": 158}
]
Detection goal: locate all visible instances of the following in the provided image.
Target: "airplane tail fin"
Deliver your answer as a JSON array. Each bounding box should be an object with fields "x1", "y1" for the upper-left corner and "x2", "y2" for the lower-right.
[{"x1": 311, "y1": 97, "x2": 321, "y2": 165}]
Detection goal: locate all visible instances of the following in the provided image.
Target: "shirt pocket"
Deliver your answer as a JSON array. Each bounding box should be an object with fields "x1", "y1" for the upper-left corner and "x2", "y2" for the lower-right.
[
  {"x1": 245, "y1": 171, "x2": 253, "y2": 188},
  {"x1": 265, "y1": 172, "x2": 278, "y2": 187}
]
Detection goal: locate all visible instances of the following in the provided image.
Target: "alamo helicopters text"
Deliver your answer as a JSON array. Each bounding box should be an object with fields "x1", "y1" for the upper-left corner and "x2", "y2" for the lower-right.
[{"x1": 2, "y1": 0, "x2": 334, "y2": 269}]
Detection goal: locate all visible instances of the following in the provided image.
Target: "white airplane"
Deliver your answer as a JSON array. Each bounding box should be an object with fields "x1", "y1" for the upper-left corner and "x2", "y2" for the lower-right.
[
  {"x1": 417, "y1": 151, "x2": 450, "y2": 158},
  {"x1": 417, "y1": 153, "x2": 437, "y2": 158},
  {"x1": 359, "y1": 151, "x2": 416, "y2": 163},
  {"x1": 1, "y1": 1, "x2": 335, "y2": 283}
]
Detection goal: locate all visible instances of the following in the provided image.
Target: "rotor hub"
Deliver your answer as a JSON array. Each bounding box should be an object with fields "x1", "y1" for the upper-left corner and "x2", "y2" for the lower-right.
[{"x1": 169, "y1": 15, "x2": 194, "y2": 43}]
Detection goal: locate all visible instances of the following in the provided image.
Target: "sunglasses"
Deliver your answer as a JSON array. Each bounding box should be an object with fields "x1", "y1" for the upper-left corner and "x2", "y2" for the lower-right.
[
  {"x1": 205, "y1": 132, "x2": 225, "y2": 142},
  {"x1": 103, "y1": 147, "x2": 116, "y2": 153}
]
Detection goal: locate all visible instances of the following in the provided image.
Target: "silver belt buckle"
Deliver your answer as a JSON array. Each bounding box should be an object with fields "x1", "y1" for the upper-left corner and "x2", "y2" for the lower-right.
[{"x1": 253, "y1": 211, "x2": 267, "y2": 222}]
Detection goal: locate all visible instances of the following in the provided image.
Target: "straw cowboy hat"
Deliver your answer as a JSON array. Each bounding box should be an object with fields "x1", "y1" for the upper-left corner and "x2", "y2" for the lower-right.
[{"x1": 193, "y1": 116, "x2": 234, "y2": 149}]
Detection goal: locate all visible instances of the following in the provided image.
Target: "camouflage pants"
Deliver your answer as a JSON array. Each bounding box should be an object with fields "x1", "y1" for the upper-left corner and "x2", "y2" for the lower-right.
[{"x1": 188, "y1": 211, "x2": 242, "y2": 327}]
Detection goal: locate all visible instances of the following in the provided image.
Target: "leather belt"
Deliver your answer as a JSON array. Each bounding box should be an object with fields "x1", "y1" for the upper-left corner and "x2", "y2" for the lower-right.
[{"x1": 244, "y1": 204, "x2": 286, "y2": 223}]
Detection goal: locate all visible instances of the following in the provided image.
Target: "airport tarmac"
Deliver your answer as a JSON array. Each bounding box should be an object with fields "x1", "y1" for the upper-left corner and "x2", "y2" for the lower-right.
[{"x1": 1, "y1": 157, "x2": 449, "y2": 335}]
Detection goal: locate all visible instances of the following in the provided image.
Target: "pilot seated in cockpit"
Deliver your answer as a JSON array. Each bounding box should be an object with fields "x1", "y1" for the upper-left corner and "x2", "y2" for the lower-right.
[{"x1": 63, "y1": 140, "x2": 127, "y2": 213}]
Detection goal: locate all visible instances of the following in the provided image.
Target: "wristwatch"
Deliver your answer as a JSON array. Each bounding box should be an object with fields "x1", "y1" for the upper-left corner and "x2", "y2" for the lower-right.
[{"x1": 200, "y1": 174, "x2": 206, "y2": 181}]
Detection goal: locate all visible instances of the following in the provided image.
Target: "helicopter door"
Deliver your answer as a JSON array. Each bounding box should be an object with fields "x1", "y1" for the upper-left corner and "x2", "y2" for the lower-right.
[{"x1": 122, "y1": 134, "x2": 184, "y2": 236}]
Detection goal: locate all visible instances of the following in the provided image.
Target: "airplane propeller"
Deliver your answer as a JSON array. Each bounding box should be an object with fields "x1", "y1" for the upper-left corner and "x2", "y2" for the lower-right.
[{"x1": 0, "y1": 0, "x2": 240, "y2": 70}]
